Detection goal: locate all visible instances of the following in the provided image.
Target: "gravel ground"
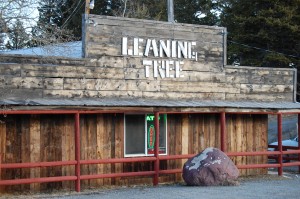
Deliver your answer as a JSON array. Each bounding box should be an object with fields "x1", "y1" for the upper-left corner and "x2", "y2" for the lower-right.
[{"x1": 2, "y1": 172, "x2": 299, "y2": 199}]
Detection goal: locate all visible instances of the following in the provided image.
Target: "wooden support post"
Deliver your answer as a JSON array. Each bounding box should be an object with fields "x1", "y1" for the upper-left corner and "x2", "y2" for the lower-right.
[
  {"x1": 0, "y1": 153, "x2": 1, "y2": 183},
  {"x1": 153, "y1": 112, "x2": 160, "y2": 186},
  {"x1": 298, "y1": 114, "x2": 300, "y2": 173},
  {"x1": 277, "y1": 113, "x2": 283, "y2": 176},
  {"x1": 220, "y1": 112, "x2": 227, "y2": 152},
  {"x1": 75, "y1": 113, "x2": 81, "y2": 192},
  {"x1": 85, "y1": 0, "x2": 91, "y2": 14}
]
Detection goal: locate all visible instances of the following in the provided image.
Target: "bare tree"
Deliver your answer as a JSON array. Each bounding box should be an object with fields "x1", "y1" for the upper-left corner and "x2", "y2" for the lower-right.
[
  {"x1": 0, "y1": 0, "x2": 78, "y2": 51},
  {"x1": 0, "y1": 14, "x2": 7, "y2": 50},
  {"x1": 113, "y1": 0, "x2": 156, "y2": 20},
  {"x1": 6, "y1": 19, "x2": 30, "y2": 49},
  {"x1": 0, "y1": 0, "x2": 38, "y2": 24},
  {"x1": 0, "y1": 0, "x2": 38, "y2": 49}
]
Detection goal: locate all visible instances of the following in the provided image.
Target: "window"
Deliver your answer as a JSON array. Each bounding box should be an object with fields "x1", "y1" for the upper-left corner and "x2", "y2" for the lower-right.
[{"x1": 124, "y1": 114, "x2": 167, "y2": 157}]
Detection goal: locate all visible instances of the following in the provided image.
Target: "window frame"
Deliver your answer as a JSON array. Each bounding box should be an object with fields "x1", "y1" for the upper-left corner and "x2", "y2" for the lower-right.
[{"x1": 124, "y1": 113, "x2": 167, "y2": 157}]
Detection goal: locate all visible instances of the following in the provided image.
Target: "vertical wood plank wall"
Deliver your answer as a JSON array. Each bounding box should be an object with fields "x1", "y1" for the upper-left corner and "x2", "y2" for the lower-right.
[
  {"x1": 226, "y1": 114, "x2": 268, "y2": 175},
  {"x1": 0, "y1": 113, "x2": 268, "y2": 192},
  {"x1": 29, "y1": 115, "x2": 41, "y2": 191},
  {"x1": 0, "y1": 114, "x2": 75, "y2": 192}
]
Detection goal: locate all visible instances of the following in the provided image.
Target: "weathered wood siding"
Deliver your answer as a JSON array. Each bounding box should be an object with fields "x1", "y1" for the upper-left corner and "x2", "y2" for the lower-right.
[
  {"x1": 0, "y1": 113, "x2": 267, "y2": 192},
  {"x1": 226, "y1": 114, "x2": 268, "y2": 176},
  {"x1": 0, "y1": 57, "x2": 295, "y2": 102},
  {"x1": 225, "y1": 66, "x2": 295, "y2": 101},
  {"x1": 0, "y1": 114, "x2": 75, "y2": 192},
  {"x1": 0, "y1": 15, "x2": 296, "y2": 102},
  {"x1": 84, "y1": 15, "x2": 225, "y2": 62}
]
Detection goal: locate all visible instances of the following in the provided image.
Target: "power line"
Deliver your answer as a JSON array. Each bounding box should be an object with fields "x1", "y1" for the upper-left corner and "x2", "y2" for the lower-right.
[
  {"x1": 61, "y1": 0, "x2": 85, "y2": 29},
  {"x1": 228, "y1": 40, "x2": 300, "y2": 59}
]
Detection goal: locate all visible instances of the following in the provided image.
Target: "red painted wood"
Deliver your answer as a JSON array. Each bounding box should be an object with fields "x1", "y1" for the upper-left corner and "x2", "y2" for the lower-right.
[
  {"x1": 0, "y1": 160, "x2": 77, "y2": 169},
  {"x1": 0, "y1": 154, "x2": 1, "y2": 182},
  {"x1": 1, "y1": 110, "x2": 300, "y2": 191},
  {"x1": 3, "y1": 110, "x2": 78, "y2": 114},
  {"x1": 0, "y1": 176, "x2": 77, "y2": 186},
  {"x1": 226, "y1": 151, "x2": 280, "y2": 156},
  {"x1": 298, "y1": 114, "x2": 300, "y2": 173},
  {"x1": 80, "y1": 171, "x2": 156, "y2": 180},
  {"x1": 282, "y1": 161, "x2": 300, "y2": 167},
  {"x1": 159, "y1": 154, "x2": 194, "y2": 160},
  {"x1": 75, "y1": 113, "x2": 81, "y2": 192},
  {"x1": 237, "y1": 164, "x2": 280, "y2": 169},
  {"x1": 153, "y1": 112, "x2": 160, "y2": 186},
  {"x1": 159, "y1": 169, "x2": 182, "y2": 174},
  {"x1": 2, "y1": 110, "x2": 284, "y2": 115},
  {"x1": 80, "y1": 157, "x2": 156, "y2": 165},
  {"x1": 277, "y1": 114, "x2": 283, "y2": 176}
]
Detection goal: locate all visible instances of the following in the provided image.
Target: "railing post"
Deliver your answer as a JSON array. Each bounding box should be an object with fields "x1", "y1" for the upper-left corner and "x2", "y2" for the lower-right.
[
  {"x1": 298, "y1": 113, "x2": 300, "y2": 173},
  {"x1": 220, "y1": 112, "x2": 227, "y2": 152},
  {"x1": 75, "y1": 112, "x2": 81, "y2": 192},
  {"x1": 0, "y1": 153, "x2": 1, "y2": 183},
  {"x1": 153, "y1": 112, "x2": 160, "y2": 186},
  {"x1": 0, "y1": 153, "x2": 3, "y2": 193},
  {"x1": 277, "y1": 113, "x2": 283, "y2": 176}
]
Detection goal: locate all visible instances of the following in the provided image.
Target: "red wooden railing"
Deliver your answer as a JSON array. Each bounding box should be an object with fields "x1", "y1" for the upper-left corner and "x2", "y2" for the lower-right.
[
  {"x1": 0, "y1": 152, "x2": 299, "y2": 188},
  {"x1": 0, "y1": 111, "x2": 299, "y2": 192},
  {"x1": 1, "y1": 150, "x2": 299, "y2": 188}
]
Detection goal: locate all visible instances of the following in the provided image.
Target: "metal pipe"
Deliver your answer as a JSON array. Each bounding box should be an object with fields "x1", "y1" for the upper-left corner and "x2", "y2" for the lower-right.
[
  {"x1": 277, "y1": 113, "x2": 283, "y2": 176},
  {"x1": 153, "y1": 112, "x2": 160, "y2": 185},
  {"x1": 75, "y1": 112, "x2": 81, "y2": 192},
  {"x1": 167, "y1": 0, "x2": 174, "y2": 22},
  {"x1": 220, "y1": 112, "x2": 227, "y2": 152}
]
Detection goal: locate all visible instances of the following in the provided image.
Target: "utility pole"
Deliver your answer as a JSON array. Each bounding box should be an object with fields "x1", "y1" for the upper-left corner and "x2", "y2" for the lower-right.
[
  {"x1": 167, "y1": 0, "x2": 174, "y2": 22},
  {"x1": 85, "y1": 0, "x2": 95, "y2": 14},
  {"x1": 85, "y1": 0, "x2": 91, "y2": 14}
]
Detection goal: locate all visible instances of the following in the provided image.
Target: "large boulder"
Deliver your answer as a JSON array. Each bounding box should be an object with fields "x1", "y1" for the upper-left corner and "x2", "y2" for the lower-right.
[{"x1": 182, "y1": 147, "x2": 239, "y2": 186}]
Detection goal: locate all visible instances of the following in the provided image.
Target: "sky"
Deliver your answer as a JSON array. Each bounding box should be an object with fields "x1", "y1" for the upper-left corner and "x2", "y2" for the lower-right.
[
  {"x1": 0, "y1": 0, "x2": 39, "y2": 50},
  {"x1": 1, "y1": 0, "x2": 39, "y2": 30}
]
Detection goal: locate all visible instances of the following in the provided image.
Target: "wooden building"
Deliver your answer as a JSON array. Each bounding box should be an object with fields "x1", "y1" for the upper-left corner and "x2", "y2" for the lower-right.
[{"x1": 0, "y1": 15, "x2": 300, "y2": 192}]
